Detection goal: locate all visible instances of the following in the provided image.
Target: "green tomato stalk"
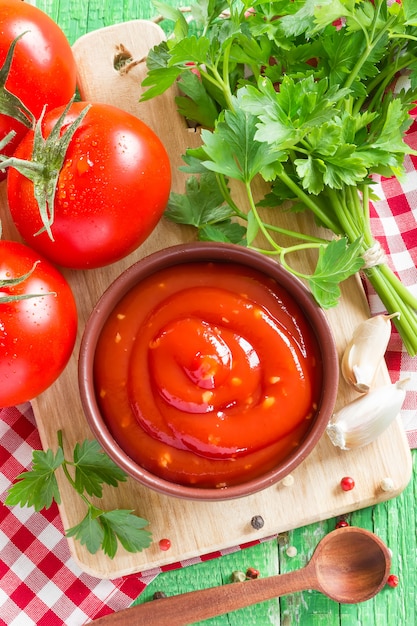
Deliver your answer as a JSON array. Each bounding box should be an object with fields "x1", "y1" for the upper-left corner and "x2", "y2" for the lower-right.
[{"x1": 0, "y1": 222, "x2": 55, "y2": 303}]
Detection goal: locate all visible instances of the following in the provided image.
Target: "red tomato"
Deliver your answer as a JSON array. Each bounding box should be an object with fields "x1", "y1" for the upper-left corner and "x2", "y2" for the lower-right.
[
  {"x1": 0, "y1": 240, "x2": 77, "y2": 407},
  {"x1": 7, "y1": 102, "x2": 172, "y2": 269},
  {"x1": 0, "y1": 0, "x2": 76, "y2": 180}
]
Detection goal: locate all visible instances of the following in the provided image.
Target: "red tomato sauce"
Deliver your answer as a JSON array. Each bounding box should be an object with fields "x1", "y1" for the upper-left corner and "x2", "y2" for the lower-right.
[{"x1": 94, "y1": 262, "x2": 323, "y2": 489}]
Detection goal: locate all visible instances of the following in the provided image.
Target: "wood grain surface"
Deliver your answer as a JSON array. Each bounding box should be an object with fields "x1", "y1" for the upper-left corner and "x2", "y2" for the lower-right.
[{"x1": 1, "y1": 16, "x2": 410, "y2": 581}]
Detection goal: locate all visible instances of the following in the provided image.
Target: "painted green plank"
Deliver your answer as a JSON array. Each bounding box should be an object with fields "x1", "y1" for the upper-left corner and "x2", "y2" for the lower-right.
[
  {"x1": 138, "y1": 541, "x2": 281, "y2": 626},
  {"x1": 36, "y1": 0, "x2": 190, "y2": 44},
  {"x1": 278, "y1": 520, "x2": 340, "y2": 626}
]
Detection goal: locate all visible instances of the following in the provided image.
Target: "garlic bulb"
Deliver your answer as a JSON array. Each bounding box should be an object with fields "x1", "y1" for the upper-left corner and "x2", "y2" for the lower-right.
[
  {"x1": 326, "y1": 379, "x2": 408, "y2": 450},
  {"x1": 341, "y1": 314, "x2": 398, "y2": 393}
]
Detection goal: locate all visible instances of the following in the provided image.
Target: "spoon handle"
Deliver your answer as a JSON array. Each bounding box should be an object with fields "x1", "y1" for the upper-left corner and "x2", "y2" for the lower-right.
[{"x1": 92, "y1": 567, "x2": 315, "y2": 625}]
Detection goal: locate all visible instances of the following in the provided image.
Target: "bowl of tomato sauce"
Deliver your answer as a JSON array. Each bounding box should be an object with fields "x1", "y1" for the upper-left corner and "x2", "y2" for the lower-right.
[{"x1": 78, "y1": 242, "x2": 339, "y2": 501}]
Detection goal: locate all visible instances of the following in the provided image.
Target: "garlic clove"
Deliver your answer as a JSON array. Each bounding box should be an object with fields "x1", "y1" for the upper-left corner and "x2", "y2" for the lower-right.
[
  {"x1": 341, "y1": 313, "x2": 398, "y2": 393},
  {"x1": 326, "y1": 378, "x2": 408, "y2": 450}
]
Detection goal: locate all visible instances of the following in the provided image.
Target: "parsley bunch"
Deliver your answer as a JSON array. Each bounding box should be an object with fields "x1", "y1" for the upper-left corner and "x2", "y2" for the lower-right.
[
  {"x1": 5, "y1": 431, "x2": 152, "y2": 558},
  {"x1": 142, "y1": 0, "x2": 417, "y2": 356}
]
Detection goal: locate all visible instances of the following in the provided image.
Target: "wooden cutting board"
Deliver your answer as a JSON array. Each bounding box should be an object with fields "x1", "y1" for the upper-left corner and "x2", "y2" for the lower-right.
[{"x1": 2, "y1": 20, "x2": 411, "y2": 579}]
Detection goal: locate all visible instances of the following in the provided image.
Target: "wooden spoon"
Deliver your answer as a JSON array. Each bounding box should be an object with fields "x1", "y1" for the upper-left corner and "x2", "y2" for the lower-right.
[{"x1": 92, "y1": 527, "x2": 391, "y2": 625}]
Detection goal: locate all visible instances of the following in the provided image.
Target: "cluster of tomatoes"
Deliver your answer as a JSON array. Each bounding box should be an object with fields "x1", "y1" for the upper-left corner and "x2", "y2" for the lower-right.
[{"x1": 0, "y1": 1, "x2": 172, "y2": 407}]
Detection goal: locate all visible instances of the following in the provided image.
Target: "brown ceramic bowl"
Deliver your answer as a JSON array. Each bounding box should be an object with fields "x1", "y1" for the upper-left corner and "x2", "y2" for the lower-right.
[{"x1": 78, "y1": 242, "x2": 339, "y2": 501}]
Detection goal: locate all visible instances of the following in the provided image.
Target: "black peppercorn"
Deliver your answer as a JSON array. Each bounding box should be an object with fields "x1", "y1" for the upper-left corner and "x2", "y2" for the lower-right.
[{"x1": 250, "y1": 514, "x2": 265, "y2": 530}]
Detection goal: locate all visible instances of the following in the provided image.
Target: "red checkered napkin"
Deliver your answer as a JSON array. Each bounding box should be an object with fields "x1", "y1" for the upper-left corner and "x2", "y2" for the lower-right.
[
  {"x1": 366, "y1": 118, "x2": 417, "y2": 448},
  {"x1": 0, "y1": 405, "x2": 158, "y2": 625}
]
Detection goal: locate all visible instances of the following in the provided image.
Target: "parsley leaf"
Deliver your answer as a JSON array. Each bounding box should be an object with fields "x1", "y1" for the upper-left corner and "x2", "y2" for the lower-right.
[
  {"x1": 308, "y1": 237, "x2": 365, "y2": 308},
  {"x1": 73, "y1": 439, "x2": 127, "y2": 498},
  {"x1": 66, "y1": 508, "x2": 151, "y2": 558},
  {"x1": 5, "y1": 448, "x2": 64, "y2": 511},
  {"x1": 99, "y1": 509, "x2": 151, "y2": 556},
  {"x1": 66, "y1": 507, "x2": 105, "y2": 556},
  {"x1": 242, "y1": 76, "x2": 350, "y2": 149},
  {"x1": 176, "y1": 71, "x2": 220, "y2": 128},
  {"x1": 166, "y1": 172, "x2": 246, "y2": 244},
  {"x1": 152, "y1": 0, "x2": 189, "y2": 38},
  {"x1": 403, "y1": 0, "x2": 417, "y2": 25},
  {"x1": 277, "y1": 0, "x2": 318, "y2": 37},
  {"x1": 5, "y1": 431, "x2": 152, "y2": 558},
  {"x1": 197, "y1": 99, "x2": 279, "y2": 183},
  {"x1": 199, "y1": 221, "x2": 247, "y2": 244},
  {"x1": 140, "y1": 42, "x2": 182, "y2": 101},
  {"x1": 167, "y1": 172, "x2": 232, "y2": 226}
]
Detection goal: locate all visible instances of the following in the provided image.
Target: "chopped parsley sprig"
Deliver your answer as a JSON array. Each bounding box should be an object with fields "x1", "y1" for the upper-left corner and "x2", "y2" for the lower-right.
[
  {"x1": 5, "y1": 430, "x2": 152, "y2": 559},
  {"x1": 142, "y1": 0, "x2": 417, "y2": 356}
]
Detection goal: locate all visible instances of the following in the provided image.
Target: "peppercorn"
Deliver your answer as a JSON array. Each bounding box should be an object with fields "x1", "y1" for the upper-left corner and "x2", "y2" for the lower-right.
[
  {"x1": 250, "y1": 515, "x2": 265, "y2": 530},
  {"x1": 231, "y1": 570, "x2": 246, "y2": 583},
  {"x1": 277, "y1": 531, "x2": 289, "y2": 546},
  {"x1": 380, "y1": 477, "x2": 394, "y2": 492},
  {"x1": 246, "y1": 567, "x2": 260, "y2": 579},
  {"x1": 335, "y1": 519, "x2": 349, "y2": 528},
  {"x1": 158, "y1": 538, "x2": 172, "y2": 551},
  {"x1": 387, "y1": 574, "x2": 399, "y2": 588},
  {"x1": 340, "y1": 476, "x2": 355, "y2": 491},
  {"x1": 286, "y1": 546, "x2": 297, "y2": 558},
  {"x1": 153, "y1": 591, "x2": 167, "y2": 600}
]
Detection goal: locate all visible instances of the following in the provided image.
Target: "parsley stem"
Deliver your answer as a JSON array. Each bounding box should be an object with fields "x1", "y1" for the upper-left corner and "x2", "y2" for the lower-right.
[
  {"x1": 343, "y1": 15, "x2": 397, "y2": 91},
  {"x1": 365, "y1": 265, "x2": 417, "y2": 356},
  {"x1": 325, "y1": 188, "x2": 363, "y2": 241},
  {"x1": 345, "y1": 186, "x2": 374, "y2": 247},
  {"x1": 216, "y1": 173, "x2": 246, "y2": 219},
  {"x1": 276, "y1": 170, "x2": 342, "y2": 234},
  {"x1": 279, "y1": 243, "x2": 323, "y2": 279},
  {"x1": 56, "y1": 430, "x2": 92, "y2": 509},
  {"x1": 217, "y1": 173, "x2": 328, "y2": 245},
  {"x1": 245, "y1": 181, "x2": 279, "y2": 251},
  {"x1": 343, "y1": 185, "x2": 417, "y2": 355},
  {"x1": 221, "y1": 41, "x2": 233, "y2": 111},
  {"x1": 263, "y1": 222, "x2": 328, "y2": 244},
  {"x1": 390, "y1": 34, "x2": 417, "y2": 44},
  {"x1": 355, "y1": 51, "x2": 417, "y2": 116},
  {"x1": 361, "y1": 184, "x2": 371, "y2": 233},
  {"x1": 200, "y1": 63, "x2": 234, "y2": 112},
  {"x1": 375, "y1": 263, "x2": 417, "y2": 310}
]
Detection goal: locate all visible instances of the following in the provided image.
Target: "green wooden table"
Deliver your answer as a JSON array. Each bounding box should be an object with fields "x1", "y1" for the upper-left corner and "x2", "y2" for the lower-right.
[{"x1": 36, "y1": 1, "x2": 417, "y2": 623}]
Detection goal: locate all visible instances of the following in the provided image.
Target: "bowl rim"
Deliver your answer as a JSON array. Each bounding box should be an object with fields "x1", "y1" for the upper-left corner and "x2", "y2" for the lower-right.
[{"x1": 78, "y1": 242, "x2": 339, "y2": 501}]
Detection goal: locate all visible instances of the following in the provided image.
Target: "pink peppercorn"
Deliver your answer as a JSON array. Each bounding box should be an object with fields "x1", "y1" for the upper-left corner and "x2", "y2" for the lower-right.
[
  {"x1": 335, "y1": 519, "x2": 349, "y2": 529},
  {"x1": 158, "y1": 538, "x2": 171, "y2": 551},
  {"x1": 246, "y1": 567, "x2": 260, "y2": 579},
  {"x1": 387, "y1": 574, "x2": 399, "y2": 588},
  {"x1": 340, "y1": 476, "x2": 355, "y2": 491}
]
